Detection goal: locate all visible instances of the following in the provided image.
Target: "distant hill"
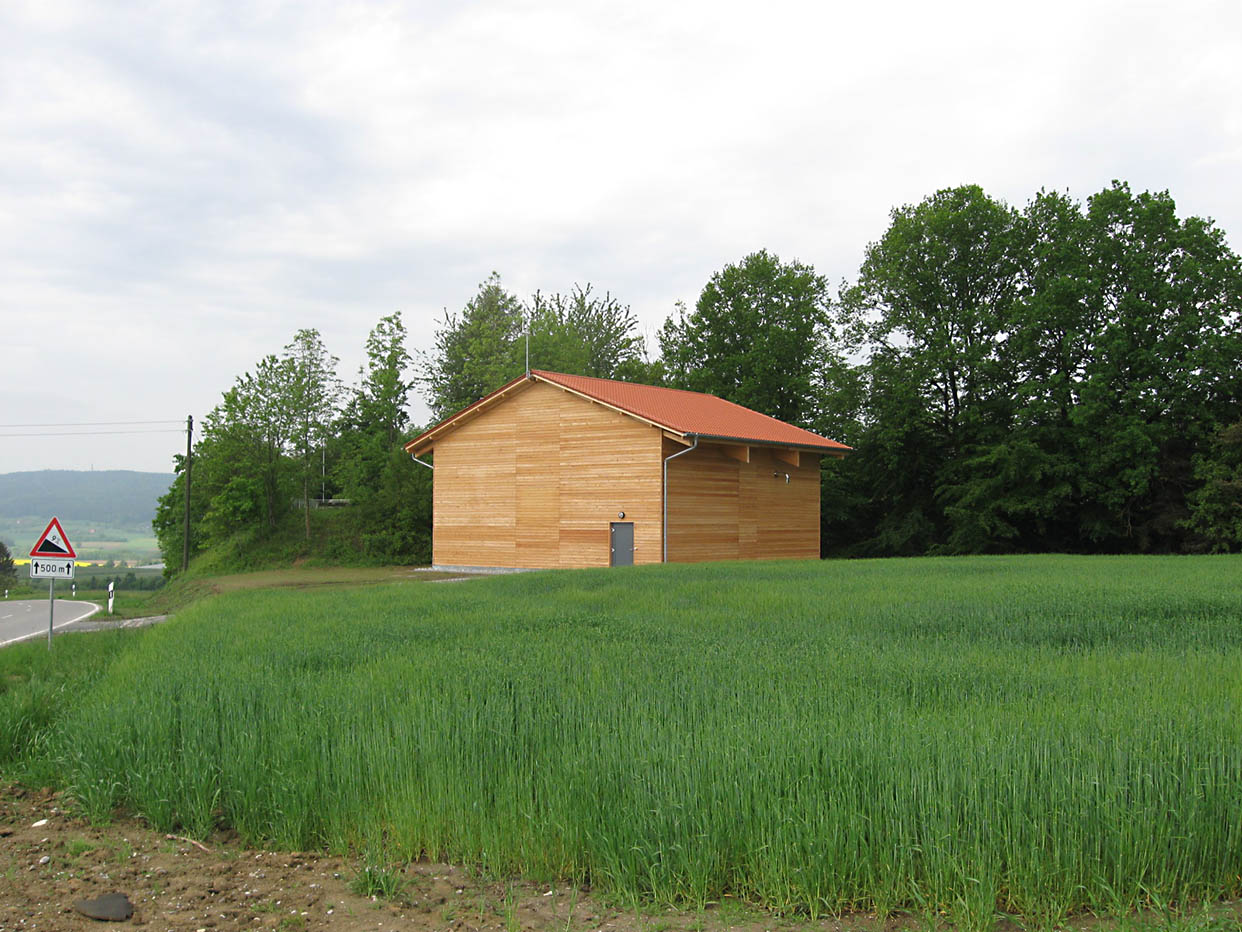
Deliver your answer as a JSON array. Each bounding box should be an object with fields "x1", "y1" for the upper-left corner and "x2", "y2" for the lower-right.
[{"x1": 0, "y1": 470, "x2": 173, "y2": 526}]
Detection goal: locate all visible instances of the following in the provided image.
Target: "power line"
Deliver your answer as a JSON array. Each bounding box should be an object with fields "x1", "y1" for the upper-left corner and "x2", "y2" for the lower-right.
[
  {"x1": 0, "y1": 428, "x2": 186, "y2": 438},
  {"x1": 0, "y1": 419, "x2": 184, "y2": 428}
]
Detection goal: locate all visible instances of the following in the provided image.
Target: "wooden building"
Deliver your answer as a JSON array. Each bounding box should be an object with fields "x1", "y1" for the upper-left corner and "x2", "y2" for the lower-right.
[{"x1": 404, "y1": 370, "x2": 850, "y2": 569}]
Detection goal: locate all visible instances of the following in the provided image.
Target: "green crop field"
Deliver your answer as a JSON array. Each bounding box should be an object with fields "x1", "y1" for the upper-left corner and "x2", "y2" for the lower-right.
[
  {"x1": 0, "y1": 516, "x2": 161, "y2": 565},
  {"x1": 4, "y1": 555, "x2": 1241, "y2": 929}
]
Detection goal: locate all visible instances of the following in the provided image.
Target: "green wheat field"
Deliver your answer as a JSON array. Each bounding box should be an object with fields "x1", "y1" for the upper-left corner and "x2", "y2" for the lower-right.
[{"x1": 3, "y1": 554, "x2": 1241, "y2": 928}]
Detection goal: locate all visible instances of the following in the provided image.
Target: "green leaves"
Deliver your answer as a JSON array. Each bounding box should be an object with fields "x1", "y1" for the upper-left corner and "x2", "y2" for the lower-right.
[
  {"x1": 421, "y1": 274, "x2": 652, "y2": 420},
  {"x1": 1186, "y1": 422, "x2": 1242, "y2": 551},
  {"x1": 835, "y1": 182, "x2": 1242, "y2": 555},
  {"x1": 0, "y1": 539, "x2": 15, "y2": 582},
  {"x1": 423, "y1": 272, "x2": 526, "y2": 420},
  {"x1": 659, "y1": 249, "x2": 833, "y2": 427}
]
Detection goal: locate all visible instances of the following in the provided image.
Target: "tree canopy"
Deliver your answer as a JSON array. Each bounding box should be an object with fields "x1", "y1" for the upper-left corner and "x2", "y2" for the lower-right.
[
  {"x1": 826, "y1": 182, "x2": 1242, "y2": 555},
  {"x1": 659, "y1": 250, "x2": 833, "y2": 427},
  {"x1": 154, "y1": 179, "x2": 1242, "y2": 571},
  {"x1": 421, "y1": 275, "x2": 656, "y2": 420}
]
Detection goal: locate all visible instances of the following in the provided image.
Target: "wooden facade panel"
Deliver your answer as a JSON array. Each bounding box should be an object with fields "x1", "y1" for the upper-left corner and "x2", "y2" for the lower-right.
[
  {"x1": 433, "y1": 381, "x2": 662, "y2": 569},
  {"x1": 666, "y1": 442, "x2": 821, "y2": 563},
  {"x1": 515, "y1": 389, "x2": 561, "y2": 566},
  {"x1": 556, "y1": 394, "x2": 662, "y2": 568},
  {"x1": 665, "y1": 444, "x2": 741, "y2": 563},
  {"x1": 741, "y1": 447, "x2": 820, "y2": 559}
]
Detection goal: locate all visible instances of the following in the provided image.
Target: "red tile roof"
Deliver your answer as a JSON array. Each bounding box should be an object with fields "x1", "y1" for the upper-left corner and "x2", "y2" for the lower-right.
[
  {"x1": 407, "y1": 370, "x2": 849, "y2": 454},
  {"x1": 533, "y1": 371, "x2": 849, "y2": 452}
]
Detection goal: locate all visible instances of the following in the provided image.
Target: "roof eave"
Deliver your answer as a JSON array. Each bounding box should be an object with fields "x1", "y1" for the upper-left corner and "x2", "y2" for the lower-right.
[
  {"x1": 402, "y1": 372, "x2": 534, "y2": 455},
  {"x1": 687, "y1": 432, "x2": 852, "y2": 456}
]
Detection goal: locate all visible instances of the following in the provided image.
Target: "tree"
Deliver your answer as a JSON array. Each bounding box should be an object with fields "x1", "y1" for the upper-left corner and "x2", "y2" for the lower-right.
[
  {"x1": 283, "y1": 329, "x2": 341, "y2": 539},
  {"x1": 155, "y1": 349, "x2": 301, "y2": 571},
  {"x1": 214, "y1": 355, "x2": 297, "y2": 531},
  {"x1": 844, "y1": 185, "x2": 1019, "y2": 447},
  {"x1": 527, "y1": 284, "x2": 646, "y2": 377},
  {"x1": 335, "y1": 312, "x2": 415, "y2": 503},
  {"x1": 333, "y1": 312, "x2": 433, "y2": 565},
  {"x1": 1072, "y1": 182, "x2": 1242, "y2": 549},
  {"x1": 356, "y1": 312, "x2": 413, "y2": 446},
  {"x1": 423, "y1": 273, "x2": 525, "y2": 420},
  {"x1": 659, "y1": 250, "x2": 833, "y2": 426},
  {"x1": 357, "y1": 446, "x2": 433, "y2": 564},
  {"x1": 1186, "y1": 421, "x2": 1242, "y2": 551},
  {"x1": 828, "y1": 181, "x2": 1242, "y2": 556},
  {"x1": 422, "y1": 274, "x2": 655, "y2": 418},
  {"x1": 0, "y1": 540, "x2": 15, "y2": 584},
  {"x1": 153, "y1": 454, "x2": 203, "y2": 575}
]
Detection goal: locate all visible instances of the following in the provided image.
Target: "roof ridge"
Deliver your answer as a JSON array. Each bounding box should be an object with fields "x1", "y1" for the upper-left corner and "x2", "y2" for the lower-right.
[
  {"x1": 531, "y1": 370, "x2": 848, "y2": 452},
  {"x1": 530, "y1": 369, "x2": 718, "y2": 400},
  {"x1": 533, "y1": 369, "x2": 822, "y2": 427},
  {"x1": 407, "y1": 369, "x2": 850, "y2": 455}
]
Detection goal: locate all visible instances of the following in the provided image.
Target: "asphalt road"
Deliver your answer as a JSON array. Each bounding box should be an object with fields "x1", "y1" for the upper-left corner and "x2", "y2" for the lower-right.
[{"x1": 0, "y1": 598, "x2": 100, "y2": 648}]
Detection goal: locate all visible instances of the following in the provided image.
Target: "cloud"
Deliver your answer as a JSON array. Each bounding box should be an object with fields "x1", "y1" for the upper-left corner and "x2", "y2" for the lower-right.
[{"x1": 1, "y1": 0, "x2": 1239, "y2": 472}]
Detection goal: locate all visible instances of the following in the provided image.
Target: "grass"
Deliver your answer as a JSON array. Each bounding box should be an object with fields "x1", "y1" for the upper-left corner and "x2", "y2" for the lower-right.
[
  {"x1": 0, "y1": 628, "x2": 140, "y2": 776},
  {"x1": 187, "y1": 506, "x2": 429, "y2": 576},
  {"x1": 350, "y1": 859, "x2": 409, "y2": 901},
  {"x1": 5, "y1": 564, "x2": 460, "y2": 621},
  {"x1": 5, "y1": 554, "x2": 1242, "y2": 930},
  {"x1": 3, "y1": 584, "x2": 163, "y2": 622}
]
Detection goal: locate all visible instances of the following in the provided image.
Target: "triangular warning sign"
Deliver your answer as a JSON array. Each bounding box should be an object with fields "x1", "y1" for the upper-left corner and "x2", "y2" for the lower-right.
[{"x1": 30, "y1": 517, "x2": 76, "y2": 559}]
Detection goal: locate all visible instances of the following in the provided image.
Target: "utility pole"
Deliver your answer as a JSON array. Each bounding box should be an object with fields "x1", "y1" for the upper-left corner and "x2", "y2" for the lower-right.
[{"x1": 182, "y1": 414, "x2": 193, "y2": 573}]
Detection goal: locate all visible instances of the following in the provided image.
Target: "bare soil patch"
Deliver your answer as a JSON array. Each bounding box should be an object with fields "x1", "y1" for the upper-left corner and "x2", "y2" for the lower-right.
[
  {"x1": 3, "y1": 785, "x2": 1237, "y2": 932},
  {"x1": 0, "y1": 784, "x2": 863, "y2": 932}
]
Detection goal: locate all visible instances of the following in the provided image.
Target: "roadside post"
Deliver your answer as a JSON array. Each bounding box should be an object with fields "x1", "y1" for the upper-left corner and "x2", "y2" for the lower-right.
[
  {"x1": 29, "y1": 517, "x2": 77, "y2": 650},
  {"x1": 108, "y1": 580, "x2": 115, "y2": 615}
]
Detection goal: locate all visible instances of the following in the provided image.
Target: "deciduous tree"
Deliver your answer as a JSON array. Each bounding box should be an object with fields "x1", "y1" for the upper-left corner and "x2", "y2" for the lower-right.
[
  {"x1": 0, "y1": 540, "x2": 15, "y2": 583},
  {"x1": 423, "y1": 273, "x2": 524, "y2": 420},
  {"x1": 659, "y1": 250, "x2": 832, "y2": 426},
  {"x1": 283, "y1": 329, "x2": 341, "y2": 539},
  {"x1": 422, "y1": 275, "x2": 654, "y2": 419}
]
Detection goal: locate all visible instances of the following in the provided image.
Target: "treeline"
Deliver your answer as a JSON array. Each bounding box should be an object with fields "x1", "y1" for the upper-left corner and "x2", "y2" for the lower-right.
[
  {"x1": 153, "y1": 284, "x2": 661, "y2": 571},
  {"x1": 155, "y1": 180, "x2": 1242, "y2": 569},
  {"x1": 827, "y1": 183, "x2": 1242, "y2": 555}
]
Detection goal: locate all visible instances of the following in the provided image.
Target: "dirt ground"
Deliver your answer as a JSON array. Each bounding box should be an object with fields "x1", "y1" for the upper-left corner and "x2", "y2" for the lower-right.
[
  {"x1": 3, "y1": 784, "x2": 1238, "y2": 932},
  {"x1": 0, "y1": 784, "x2": 886, "y2": 932}
]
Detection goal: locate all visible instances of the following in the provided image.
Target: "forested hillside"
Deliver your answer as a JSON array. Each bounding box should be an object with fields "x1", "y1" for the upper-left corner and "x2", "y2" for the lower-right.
[
  {"x1": 155, "y1": 180, "x2": 1242, "y2": 571},
  {"x1": 0, "y1": 471, "x2": 171, "y2": 525}
]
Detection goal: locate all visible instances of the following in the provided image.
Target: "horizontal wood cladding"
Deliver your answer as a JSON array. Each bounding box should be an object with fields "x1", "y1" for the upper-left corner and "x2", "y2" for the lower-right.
[
  {"x1": 665, "y1": 441, "x2": 821, "y2": 563},
  {"x1": 433, "y1": 381, "x2": 663, "y2": 569}
]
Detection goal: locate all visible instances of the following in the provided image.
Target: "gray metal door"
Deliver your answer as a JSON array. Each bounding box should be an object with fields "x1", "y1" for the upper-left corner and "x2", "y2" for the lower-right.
[{"x1": 610, "y1": 522, "x2": 634, "y2": 566}]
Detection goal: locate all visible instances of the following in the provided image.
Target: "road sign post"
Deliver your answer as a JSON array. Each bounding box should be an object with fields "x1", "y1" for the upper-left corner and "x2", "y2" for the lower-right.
[{"x1": 29, "y1": 517, "x2": 77, "y2": 650}]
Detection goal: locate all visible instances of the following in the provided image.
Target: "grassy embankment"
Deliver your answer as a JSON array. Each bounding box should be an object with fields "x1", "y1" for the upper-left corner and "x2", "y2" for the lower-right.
[
  {"x1": 186, "y1": 506, "x2": 430, "y2": 576},
  {"x1": 3, "y1": 555, "x2": 1241, "y2": 929}
]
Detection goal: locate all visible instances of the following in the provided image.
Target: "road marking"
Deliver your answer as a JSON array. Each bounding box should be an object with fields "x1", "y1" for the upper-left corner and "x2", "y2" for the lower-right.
[{"x1": 0, "y1": 601, "x2": 102, "y2": 649}]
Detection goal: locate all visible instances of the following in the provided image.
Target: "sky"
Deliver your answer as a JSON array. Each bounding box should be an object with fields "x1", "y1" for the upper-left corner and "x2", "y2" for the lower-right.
[{"x1": 2, "y1": 0, "x2": 1240, "y2": 475}]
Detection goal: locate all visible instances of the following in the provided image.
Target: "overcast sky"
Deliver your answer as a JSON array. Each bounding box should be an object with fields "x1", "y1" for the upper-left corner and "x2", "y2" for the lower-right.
[{"x1": 2, "y1": 0, "x2": 1239, "y2": 475}]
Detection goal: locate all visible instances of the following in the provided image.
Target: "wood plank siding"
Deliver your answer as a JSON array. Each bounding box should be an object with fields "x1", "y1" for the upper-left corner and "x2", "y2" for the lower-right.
[
  {"x1": 433, "y1": 381, "x2": 664, "y2": 568},
  {"x1": 663, "y1": 439, "x2": 821, "y2": 562}
]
